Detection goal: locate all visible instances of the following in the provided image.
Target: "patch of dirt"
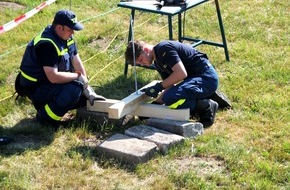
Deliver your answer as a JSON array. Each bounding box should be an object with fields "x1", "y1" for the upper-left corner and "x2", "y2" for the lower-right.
[
  {"x1": 0, "y1": 2, "x2": 25, "y2": 10},
  {"x1": 89, "y1": 36, "x2": 111, "y2": 50},
  {"x1": 169, "y1": 156, "x2": 226, "y2": 176},
  {"x1": 82, "y1": 136, "x2": 103, "y2": 147}
]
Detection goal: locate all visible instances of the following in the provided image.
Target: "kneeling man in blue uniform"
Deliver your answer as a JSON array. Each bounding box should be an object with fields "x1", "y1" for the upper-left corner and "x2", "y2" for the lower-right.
[
  {"x1": 18, "y1": 10, "x2": 106, "y2": 126},
  {"x1": 125, "y1": 40, "x2": 220, "y2": 127}
]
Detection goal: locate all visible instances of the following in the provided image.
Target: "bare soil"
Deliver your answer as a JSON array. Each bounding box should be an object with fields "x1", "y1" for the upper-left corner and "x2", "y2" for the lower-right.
[{"x1": 0, "y1": 2, "x2": 25, "y2": 10}]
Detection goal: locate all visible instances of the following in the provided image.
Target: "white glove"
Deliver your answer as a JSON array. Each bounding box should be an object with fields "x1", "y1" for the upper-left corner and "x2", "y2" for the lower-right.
[
  {"x1": 77, "y1": 73, "x2": 88, "y2": 89},
  {"x1": 83, "y1": 85, "x2": 106, "y2": 106}
]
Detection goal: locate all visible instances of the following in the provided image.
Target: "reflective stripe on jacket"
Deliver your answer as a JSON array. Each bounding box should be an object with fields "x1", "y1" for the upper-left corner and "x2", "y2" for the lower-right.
[{"x1": 20, "y1": 25, "x2": 76, "y2": 86}]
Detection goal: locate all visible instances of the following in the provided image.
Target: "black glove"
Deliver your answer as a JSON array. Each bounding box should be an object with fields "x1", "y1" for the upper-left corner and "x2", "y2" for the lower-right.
[{"x1": 141, "y1": 82, "x2": 164, "y2": 98}]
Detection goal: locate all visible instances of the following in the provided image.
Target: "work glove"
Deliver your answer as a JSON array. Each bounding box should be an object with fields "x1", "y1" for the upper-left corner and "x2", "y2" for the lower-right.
[
  {"x1": 141, "y1": 82, "x2": 164, "y2": 98},
  {"x1": 77, "y1": 73, "x2": 88, "y2": 89},
  {"x1": 83, "y1": 85, "x2": 106, "y2": 106}
]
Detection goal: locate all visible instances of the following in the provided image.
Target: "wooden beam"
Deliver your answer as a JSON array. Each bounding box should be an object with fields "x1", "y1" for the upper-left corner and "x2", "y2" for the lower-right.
[
  {"x1": 132, "y1": 103, "x2": 190, "y2": 121},
  {"x1": 86, "y1": 80, "x2": 190, "y2": 121},
  {"x1": 87, "y1": 99, "x2": 120, "y2": 113},
  {"x1": 107, "y1": 80, "x2": 160, "y2": 119}
]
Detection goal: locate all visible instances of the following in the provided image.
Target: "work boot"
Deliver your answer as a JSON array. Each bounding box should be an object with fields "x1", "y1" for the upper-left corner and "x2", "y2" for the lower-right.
[
  {"x1": 208, "y1": 90, "x2": 231, "y2": 110},
  {"x1": 195, "y1": 99, "x2": 218, "y2": 128}
]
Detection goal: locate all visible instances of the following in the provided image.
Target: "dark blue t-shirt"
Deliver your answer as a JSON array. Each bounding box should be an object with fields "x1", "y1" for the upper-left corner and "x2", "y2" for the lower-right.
[{"x1": 153, "y1": 40, "x2": 208, "y2": 79}]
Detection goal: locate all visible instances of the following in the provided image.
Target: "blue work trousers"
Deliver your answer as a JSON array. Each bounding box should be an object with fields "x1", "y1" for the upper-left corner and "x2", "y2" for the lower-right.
[
  {"x1": 30, "y1": 81, "x2": 86, "y2": 121},
  {"x1": 162, "y1": 62, "x2": 218, "y2": 113}
]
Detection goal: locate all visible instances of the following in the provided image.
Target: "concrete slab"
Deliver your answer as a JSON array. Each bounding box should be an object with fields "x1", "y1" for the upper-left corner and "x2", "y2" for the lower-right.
[
  {"x1": 145, "y1": 118, "x2": 204, "y2": 138},
  {"x1": 125, "y1": 125, "x2": 185, "y2": 154},
  {"x1": 96, "y1": 133, "x2": 158, "y2": 165}
]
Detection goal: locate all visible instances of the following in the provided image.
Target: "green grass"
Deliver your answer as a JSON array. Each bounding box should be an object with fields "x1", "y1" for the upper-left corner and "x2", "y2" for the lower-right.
[{"x1": 0, "y1": 0, "x2": 289, "y2": 189}]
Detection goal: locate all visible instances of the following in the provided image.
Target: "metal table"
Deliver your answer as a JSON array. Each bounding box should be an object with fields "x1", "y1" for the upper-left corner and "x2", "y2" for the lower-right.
[{"x1": 118, "y1": 0, "x2": 229, "y2": 75}]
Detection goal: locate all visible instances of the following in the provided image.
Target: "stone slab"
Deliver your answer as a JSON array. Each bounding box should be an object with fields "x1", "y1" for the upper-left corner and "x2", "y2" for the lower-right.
[
  {"x1": 125, "y1": 125, "x2": 185, "y2": 154},
  {"x1": 96, "y1": 133, "x2": 158, "y2": 165},
  {"x1": 145, "y1": 118, "x2": 204, "y2": 138}
]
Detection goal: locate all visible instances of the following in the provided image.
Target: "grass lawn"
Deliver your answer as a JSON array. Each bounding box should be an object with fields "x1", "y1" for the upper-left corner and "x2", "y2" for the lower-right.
[{"x1": 0, "y1": 0, "x2": 289, "y2": 189}]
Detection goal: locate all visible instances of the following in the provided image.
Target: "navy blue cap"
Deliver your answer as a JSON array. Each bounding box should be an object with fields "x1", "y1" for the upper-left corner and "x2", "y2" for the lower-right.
[{"x1": 53, "y1": 9, "x2": 84, "y2": 31}]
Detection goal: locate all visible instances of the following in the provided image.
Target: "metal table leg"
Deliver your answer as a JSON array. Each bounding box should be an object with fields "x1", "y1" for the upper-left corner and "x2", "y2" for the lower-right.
[
  {"x1": 214, "y1": 0, "x2": 229, "y2": 61},
  {"x1": 124, "y1": 9, "x2": 135, "y2": 76}
]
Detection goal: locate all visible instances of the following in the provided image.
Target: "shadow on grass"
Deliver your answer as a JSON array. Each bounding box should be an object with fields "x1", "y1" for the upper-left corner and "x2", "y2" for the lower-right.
[
  {"x1": 0, "y1": 75, "x2": 149, "y2": 160},
  {"x1": 0, "y1": 118, "x2": 56, "y2": 157}
]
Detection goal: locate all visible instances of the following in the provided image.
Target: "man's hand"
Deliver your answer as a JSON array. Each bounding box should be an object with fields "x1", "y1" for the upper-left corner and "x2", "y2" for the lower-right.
[
  {"x1": 83, "y1": 85, "x2": 106, "y2": 106},
  {"x1": 141, "y1": 82, "x2": 164, "y2": 98},
  {"x1": 77, "y1": 73, "x2": 88, "y2": 89}
]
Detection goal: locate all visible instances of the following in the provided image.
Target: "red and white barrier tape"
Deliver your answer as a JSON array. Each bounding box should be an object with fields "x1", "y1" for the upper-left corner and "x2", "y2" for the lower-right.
[{"x1": 0, "y1": 0, "x2": 56, "y2": 34}]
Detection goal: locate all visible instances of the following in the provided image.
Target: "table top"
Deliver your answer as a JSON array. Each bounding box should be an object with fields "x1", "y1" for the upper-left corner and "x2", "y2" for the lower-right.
[{"x1": 118, "y1": 0, "x2": 209, "y2": 15}]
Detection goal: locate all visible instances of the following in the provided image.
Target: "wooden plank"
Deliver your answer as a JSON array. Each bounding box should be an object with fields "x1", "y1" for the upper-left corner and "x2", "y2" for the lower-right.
[
  {"x1": 86, "y1": 80, "x2": 190, "y2": 121},
  {"x1": 108, "y1": 93, "x2": 151, "y2": 119},
  {"x1": 108, "y1": 80, "x2": 160, "y2": 119},
  {"x1": 133, "y1": 103, "x2": 190, "y2": 121},
  {"x1": 87, "y1": 99, "x2": 120, "y2": 113}
]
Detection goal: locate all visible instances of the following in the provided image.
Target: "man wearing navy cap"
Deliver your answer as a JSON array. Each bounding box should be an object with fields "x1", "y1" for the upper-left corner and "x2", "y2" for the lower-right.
[
  {"x1": 17, "y1": 10, "x2": 106, "y2": 127},
  {"x1": 53, "y1": 9, "x2": 84, "y2": 31}
]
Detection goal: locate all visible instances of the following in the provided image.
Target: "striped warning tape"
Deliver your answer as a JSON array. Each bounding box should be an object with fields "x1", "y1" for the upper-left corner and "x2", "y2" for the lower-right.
[{"x1": 0, "y1": 0, "x2": 56, "y2": 34}]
